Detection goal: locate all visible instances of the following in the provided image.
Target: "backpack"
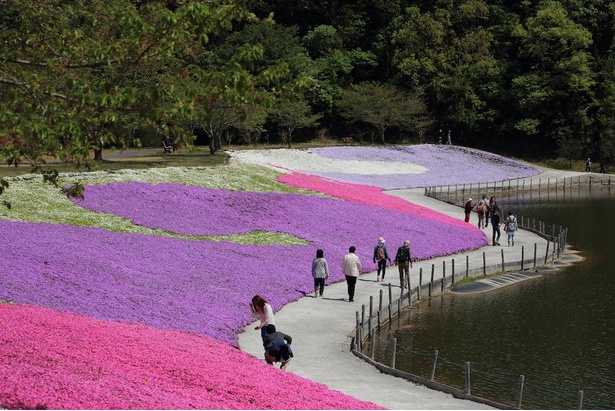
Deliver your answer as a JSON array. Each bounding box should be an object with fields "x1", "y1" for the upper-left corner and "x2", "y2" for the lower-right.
[
  {"x1": 376, "y1": 245, "x2": 386, "y2": 261},
  {"x1": 477, "y1": 206, "x2": 485, "y2": 218},
  {"x1": 396, "y1": 246, "x2": 409, "y2": 262},
  {"x1": 507, "y1": 216, "x2": 518, "y2": 231}
]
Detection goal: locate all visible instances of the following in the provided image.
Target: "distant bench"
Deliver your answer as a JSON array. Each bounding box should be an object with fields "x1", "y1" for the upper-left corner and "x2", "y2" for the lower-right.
[
  {"x1": 342, "y1": 137, "x2": 354, "y2": 146},
  {"x1": 162, "y1": 140, "x2": 176, "y2": 153}
]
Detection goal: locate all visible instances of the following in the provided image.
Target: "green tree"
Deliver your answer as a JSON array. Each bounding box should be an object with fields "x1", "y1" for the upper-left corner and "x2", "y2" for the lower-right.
[
  {"x1": 183, "y1": 21, "x2": 312, "y2": 153},
  {"x1": 234, "y1": 105, "x2": 268, "y2": 146},
  {"x1": 0, "y1": 0, "x2": 273, "y2": 168},
  {"x1": 392, "y1": 1, "x2": 503, "y2": 140},
  {"x1": 268, "y1": 97, "x2": 322, "y2": 148},
  {"x1": 337, "y1": 81, "x2": 428, "y2": 143},
  {"x1": 510, "y1": 0, "x2": 595, "y2": 151},
  {"x1": 302, "y1": 25, "x2": 377, "y2": 116}
]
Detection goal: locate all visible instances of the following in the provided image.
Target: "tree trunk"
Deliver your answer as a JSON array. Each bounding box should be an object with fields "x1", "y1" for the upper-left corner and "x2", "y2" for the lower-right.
[
  {"x1": 287, "y1": 127, "x2": 293, "y2": 148},
  {"x1": 93, "y1": 148, "x2": 103, "y2": 161}
]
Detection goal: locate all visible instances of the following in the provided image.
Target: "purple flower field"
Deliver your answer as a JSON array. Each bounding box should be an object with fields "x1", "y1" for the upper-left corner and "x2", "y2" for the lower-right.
[
  {"x1": 1, "y1": 183, "x2": 484, "y2": 346},
  {"x1": 307, "y1": 145, "x2": 540, "y2": 189},
  {"x1": 0, "y1": 145, "x2": 538, "y2": 409}
]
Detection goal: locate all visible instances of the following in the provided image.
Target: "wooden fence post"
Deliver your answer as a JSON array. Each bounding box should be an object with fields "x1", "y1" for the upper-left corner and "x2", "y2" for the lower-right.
[
  {"x1": 501, "y1": 248, "x2": 505, "y2": 272},
  {"x1": 429, "y1": 350, "x2": 439, "y2": 381},
  {"x1": 441, "y1": 261, "x2": 446, "y2": 292},
  {"x1": 370, "y1": 331, "x2": 375, "y2": 360},
  {"x1": 355, "y1": 312, "x2": 360, "y2": 352},
  {"x1": 577, "y1": 390, "x2": 584, "y2": 410},
  {"x1": 391, "y1": 338, "x2": 397, "y2": 369},
  {"x1": 516, "y1": 375, "x2": 525, "y2": 409},
  {"x1": 466, "y1": 255, "x2": 469, "y2": 278},
  {"x1": 464, "y1": 362, "x2": 471, "y2": 395}
]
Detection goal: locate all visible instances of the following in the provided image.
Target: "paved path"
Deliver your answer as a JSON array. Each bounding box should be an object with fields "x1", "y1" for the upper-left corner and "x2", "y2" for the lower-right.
[{"x1": 238, "y1": 170, "x2": 584, "y2": 410}]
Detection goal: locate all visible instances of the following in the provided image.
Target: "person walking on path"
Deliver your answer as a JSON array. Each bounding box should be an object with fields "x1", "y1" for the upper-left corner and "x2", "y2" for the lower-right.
[
  {"x1": 491, "y1": 206, "x2": 501, "y2": 246},
  {"x1": 311, "y1": 249, "x2": 329, "y2": 298},
  {"x1": 481, "y1": 195, "x2": 490, "y2": 227},
  {"x1": 600, "y1": 159, "x2": 605, "y2": 173},
  {"x1": 262, "y1": 324, "x2": 293, "y2": 370},
  {"x1": 342, "y1": 246, "x2": 361, "y2": 302},
  {"x1": 504, "y1": 210, "x2": 518, "y2": 247},
  {"x1": 250, "y1": 295, "x2": 275, "y2": 340},
  {"x1": 475, "y1": 201, "x2": 487, "y2": 229},
  {"x1": 586, "y1": 158, "x2": 592, "y2": 172},
  {"x1": 372, "y1": 237, "x2": 391, "y2": 282},
  {"x1": 464, "y1": 198, "x2": 474, "y2": 223},
  {"x1": 394, "y1": 240, "x2": 413, "y2": 289}
]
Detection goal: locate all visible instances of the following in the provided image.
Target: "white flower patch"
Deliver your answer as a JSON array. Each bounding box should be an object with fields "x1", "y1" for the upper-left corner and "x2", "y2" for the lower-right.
[{"x1": 229, "y1": 149, "x2": 427, "y2": 175}]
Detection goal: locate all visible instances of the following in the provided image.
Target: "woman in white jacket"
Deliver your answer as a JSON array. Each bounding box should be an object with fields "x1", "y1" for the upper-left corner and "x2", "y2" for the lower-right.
[{"x1": 342, "y1": 246, "x2": 362, "y2": 302}]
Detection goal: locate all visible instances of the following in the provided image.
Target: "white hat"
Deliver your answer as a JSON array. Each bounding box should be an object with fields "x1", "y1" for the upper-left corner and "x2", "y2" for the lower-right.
[
  {"x1": 378, "y1": 237, "x2": 385, "y2": 243},
  {"x1": 468, "y1": 198, "x2": 473, "y2": 201}
]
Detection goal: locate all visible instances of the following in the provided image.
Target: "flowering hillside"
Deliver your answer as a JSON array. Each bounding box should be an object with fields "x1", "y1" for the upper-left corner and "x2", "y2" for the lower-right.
[
  {"x1": 231, "y1": 145, "x2": 541, "y2": 189},
  {"x1": 0, "y1": 304, "x2": 381, "y2": 410},
  {"x1": 0, "y1": 145, "x2": 537, "y2": 409}
]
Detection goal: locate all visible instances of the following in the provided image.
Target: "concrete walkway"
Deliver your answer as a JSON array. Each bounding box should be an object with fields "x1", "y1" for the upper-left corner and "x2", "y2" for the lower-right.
[{"x1": 238, "y1": 170, "x2": 585, "y2": 410}]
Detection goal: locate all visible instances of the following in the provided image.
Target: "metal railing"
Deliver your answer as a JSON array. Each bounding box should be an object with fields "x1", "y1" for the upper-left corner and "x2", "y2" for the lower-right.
[{"x1": 348, "y1": 207, "x2": 594, "y2": 408}]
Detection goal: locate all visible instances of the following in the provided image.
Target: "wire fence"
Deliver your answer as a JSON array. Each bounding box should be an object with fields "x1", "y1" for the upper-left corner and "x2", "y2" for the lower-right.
[
  {"x1": 349, "y1": 195, "x2": 610, "y2": 408},
  {"x1": 424, "y1": 173, "x2": 613, "y2": 204}
]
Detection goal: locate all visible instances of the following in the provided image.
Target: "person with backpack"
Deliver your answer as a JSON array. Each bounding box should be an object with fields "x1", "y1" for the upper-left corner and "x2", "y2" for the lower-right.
[
  {"x1": 394, "y1": 240, "x2": 413, "y2": 289},
  {"x1": 311, "y1": 248, "x2": 329, "y2": 298},
  {"x1": 504, "y1": 210, "x2": 518, "y2": 247},
  {"x1": 475, "y1": 201, "x2": 487, "y2": 229},
  {"x1": 372, "y1": 237, "x2": 391, "y2": 282},
  {"x1": 262, "y1": 324, "x2": 293, "y2": 370}
]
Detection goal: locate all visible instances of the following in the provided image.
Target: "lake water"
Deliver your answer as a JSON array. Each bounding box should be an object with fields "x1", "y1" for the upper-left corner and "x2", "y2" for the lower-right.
[{"x1": 376, "y1": 187, "x2": 615, "y2": 409}]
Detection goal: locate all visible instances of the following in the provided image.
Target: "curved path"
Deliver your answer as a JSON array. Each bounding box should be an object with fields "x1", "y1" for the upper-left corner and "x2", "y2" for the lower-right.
[{"x1": 238, "y1": 169, "x2": 586, "y2": 410}]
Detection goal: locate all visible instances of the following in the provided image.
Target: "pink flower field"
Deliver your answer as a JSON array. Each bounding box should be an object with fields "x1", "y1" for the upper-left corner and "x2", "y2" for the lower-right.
[
  {"x1": 0, "y1": 304, "x2": 382, "y2": 410},
  {"x1": 0, "y1": 145, "x2": 537, "y2": 409}
]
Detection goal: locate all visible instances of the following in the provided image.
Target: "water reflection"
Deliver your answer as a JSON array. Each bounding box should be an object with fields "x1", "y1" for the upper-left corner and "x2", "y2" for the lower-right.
[{"x1": 379, "y1": 186, "x2": 615, "y2": 409}]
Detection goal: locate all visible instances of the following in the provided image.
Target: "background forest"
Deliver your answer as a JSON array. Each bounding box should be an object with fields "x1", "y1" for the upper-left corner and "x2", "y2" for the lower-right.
[{"x1": 2, "y1": 0, "x2": 615, "y2": 166}]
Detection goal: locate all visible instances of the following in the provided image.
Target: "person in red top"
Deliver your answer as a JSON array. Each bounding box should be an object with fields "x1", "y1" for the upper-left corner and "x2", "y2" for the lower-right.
[{"x1": 475, "y1": 201, "x2": 487, "y2": 229}]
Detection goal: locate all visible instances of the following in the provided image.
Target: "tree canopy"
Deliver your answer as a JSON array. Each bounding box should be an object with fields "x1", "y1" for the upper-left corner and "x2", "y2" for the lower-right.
[
  {"x1": 0, "y1": 0, "x2": 293, "y2": 168},
  {"x1": 3, "y1": 0, "x2": 615, "y2": 163}
]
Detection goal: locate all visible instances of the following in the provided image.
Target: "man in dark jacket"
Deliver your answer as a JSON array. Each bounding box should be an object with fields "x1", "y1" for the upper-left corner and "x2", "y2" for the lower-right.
[
  {"x1": 263, "y1": 324, "x2": 293, "y2": 369},
  {"x1": 394, "y1": 240, "x2": 413, "y2": 289}
]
